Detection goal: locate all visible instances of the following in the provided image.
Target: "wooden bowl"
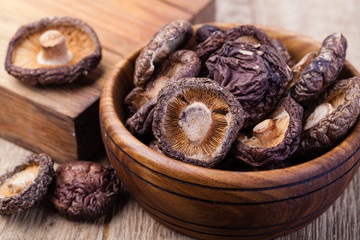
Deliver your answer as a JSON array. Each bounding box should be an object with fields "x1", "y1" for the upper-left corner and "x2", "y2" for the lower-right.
[{"x1": 99, "y1": 23, "x2": 360, "y2": 240}]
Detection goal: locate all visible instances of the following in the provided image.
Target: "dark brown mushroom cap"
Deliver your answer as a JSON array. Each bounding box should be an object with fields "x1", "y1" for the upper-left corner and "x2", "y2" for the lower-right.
[
  {"x1": 153, "y1": 77, "x2": 244, "y2": 168},
  {"x1": 230, "y1": 96, "x2": 303, "y2": 167},
  {"x1": 271, "y1": 39, "x2": 294, "y2": 67},
  {"x1": 133, "y1": 19, "x2": 193, "y2": 87},
  {"x1": 225, "y1": 25, "x2": 273, "y2": 45},
  {"x1": 125, "y1": 50, "x2": 200, "y2": 117},
  {"x1": 195, "y1": 25, "x2": 225, "y2": 43},
  {"x1": 296, "y1": 76, "x2": 360, "y2": 158},
  {"x1": 50, "y1": 161, "x2": 120, "y2": 221},
  {"x1": 290, "y1": 33, "x2": 347, "y2": 106},
  {"x1": 5, "y1": 16, "x2": 102, "y2": 85},
  {"x1": 194, "y1": 24, "x2": 274, "y2": 63},
  {"x1": 125, "y1": 97, "x2": 157, "y2": 138},
  {"x1": 0, "y1": 153, "x2": 54, "y2": 214},
  {"x1": 206, "y1": 41, "x2": 293, "y2": 128}
]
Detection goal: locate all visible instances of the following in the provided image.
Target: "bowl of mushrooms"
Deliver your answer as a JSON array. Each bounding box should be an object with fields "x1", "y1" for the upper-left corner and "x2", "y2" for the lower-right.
[{"x1": 100, "y1": 20, "x2": 360, "y2": 240}]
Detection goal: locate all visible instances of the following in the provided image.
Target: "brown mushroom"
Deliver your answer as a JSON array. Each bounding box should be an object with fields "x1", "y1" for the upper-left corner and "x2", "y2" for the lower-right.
[
  {"x1": 133, "y1": 19, "x2": 193, "y2": 87},
  {"x1": 0, "y1": 153, "x2": 54, "y2": 214},
  {"x1": 231, "y1": 96, "x2": 303, "y2": 168},
  {"x1": 125, "y1": 50, "x2": 201, "y2": 116},
  {"x1": 206, "y1": 41, "x2": 293, "y2": 128},
  {"x1": 290, "y1": 33, "x2": 347, "y2": 106},
  {"x1": 195, "y1": 25, "x2": 225, "y2": 43},
  {"x1": 50, "y1": 161, "x2": 120, "y2": 221},
  {"x1": 153, "y1": 77, "x2": 244, "y2": 168},
  {"x1": 194, "y1": 24, "x2": 275, "y2": 76},
  {"x1": 125, "y1": 50, "x2": 201, "y2": 138},
  {"x1": 271, "y1": 39, "x2": 295, "y2": 67},
  {"x1": 5, "y1": 16, "x2": 101, "y2": 85},
  {"x1": 296, "y1": 76, "x2": 360, "y2": 158}
]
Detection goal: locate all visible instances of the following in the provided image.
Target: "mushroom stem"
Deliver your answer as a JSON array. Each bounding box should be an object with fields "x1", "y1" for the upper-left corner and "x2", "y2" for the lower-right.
[
  {"x1": 253, "y1": 119, "x2": 278, "y2": 144},
  {"x1": 37, "y1": 30, "x2": 72, "y2": 66},
  {"x1": 304, "y1": 103, "x2": 335, "y2": 130},
  {"x1": 178, "y1": 102, "x2": 212, "y2": 146}
]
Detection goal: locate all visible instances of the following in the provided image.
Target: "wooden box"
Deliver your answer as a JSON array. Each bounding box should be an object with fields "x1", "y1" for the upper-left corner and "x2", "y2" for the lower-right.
[{"x1": 0, "y1": 0, "x2": 215, "y2": 162}]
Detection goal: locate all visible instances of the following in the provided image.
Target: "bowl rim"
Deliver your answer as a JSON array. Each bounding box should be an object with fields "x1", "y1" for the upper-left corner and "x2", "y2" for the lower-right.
[{"x1": 100, "y1": 23, "x2": 360, "y2": 189}]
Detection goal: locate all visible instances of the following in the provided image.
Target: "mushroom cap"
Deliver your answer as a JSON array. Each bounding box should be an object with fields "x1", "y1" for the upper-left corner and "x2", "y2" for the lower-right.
[
  {"x1": 125, "y1": 50, "x2": 201, "y2": 117},
  {"x1": 231, "y1": 96, "x2": 303, "y2": 167},
  {"x1": 50, "y1": 161, "x2": 121, "y2": 221},
  {"x1": 152, "y1": 77, "x2": 244, "y2": 168},
  {"x1": 206, "y1": 41, "x2": 293, "y2": 128},
  {"x1": 297, "y1": 76, "x2": 360, "y2": 158},
  {"x1": 5, "y1": 16, "x2": 102, "y2": 85},
  {"x1": 133, "y1": 19, "x2": 193, "y2": 87},
  {"x1": 290, "y1": 33, "x2": 347, "y2": 106},
  {"x1": 195, "y1": 24, "x2": 225, "y2": 43},
  {"x1": 0, "y1": 153, "x2": 54, "y2": 214}
]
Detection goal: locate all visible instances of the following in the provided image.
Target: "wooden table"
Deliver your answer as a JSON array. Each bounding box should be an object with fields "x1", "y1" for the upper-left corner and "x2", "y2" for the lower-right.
[{"x1": 0, "y1": 0, "x2": 360, "y2": 239}]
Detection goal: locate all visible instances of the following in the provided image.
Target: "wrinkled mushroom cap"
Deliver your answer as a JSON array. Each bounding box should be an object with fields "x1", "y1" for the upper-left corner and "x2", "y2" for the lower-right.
[
  {"x1": 297, "y1": 76, "x2": 360, "y2": 158},
  {"x1": 206, "y1": 41, "x2": 293, "y2": 127},
  {"x1": 133, "y1": 19, "x2": 193, "y2": 87},
  {"x1": 125, "y1": 50, "x2": 201, "y2": 117},
  {"x1": 50, "y1": 161, "x2": 120, "y2": 221},
  {"x1": 290, "y1": 32, "x2": 347, "y2": 106},
  {"x1": 153, "y1": 77, "x2": 244, "y2": 168},
  {"x1": 0, "y1": 153, "x2": 54, "y2": 214},
  {"x1": 5, "y1": 16, "x2": 102, "y2": 85},
  {"x1": 231, "y1": 96, "x2": 303, "y2": 168}
]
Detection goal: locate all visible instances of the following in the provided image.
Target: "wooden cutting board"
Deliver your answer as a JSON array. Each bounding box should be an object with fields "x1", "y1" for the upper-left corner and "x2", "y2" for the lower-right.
[{"x1": 0, "y1": 0, "x2": 215, "y2": 162}]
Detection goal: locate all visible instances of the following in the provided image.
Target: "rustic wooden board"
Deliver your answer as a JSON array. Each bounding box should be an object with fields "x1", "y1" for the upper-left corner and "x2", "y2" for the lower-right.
[{"x1": 0, "y1": 0, "x2": 214, "y2": 162}]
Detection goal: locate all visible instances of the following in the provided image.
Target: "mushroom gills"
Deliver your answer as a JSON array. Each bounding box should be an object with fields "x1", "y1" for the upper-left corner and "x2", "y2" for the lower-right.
[
  {"x1": 241, "y1": 107, "x2": 290, "y2": 147},
  {"x1": 165, "y1": 88, "x2": 231, "y2": 162},
  {"x1": 0, "y1": 164, "x2": 39, "y2": 197}
]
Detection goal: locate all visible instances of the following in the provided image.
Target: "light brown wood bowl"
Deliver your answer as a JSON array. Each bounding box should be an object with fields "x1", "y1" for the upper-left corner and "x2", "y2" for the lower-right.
[{"x1": 99, "y1": 23, "x2": 360, "y2": 240}]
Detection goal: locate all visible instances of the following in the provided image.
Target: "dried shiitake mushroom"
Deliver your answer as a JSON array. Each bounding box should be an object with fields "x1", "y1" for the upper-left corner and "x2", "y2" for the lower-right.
[
  {"x1": 50, "y1": 161, "x2": 120, "y2": 221},
  {"x1": 125, "y1": 50, "x2": 201, "y2": 116},
  {"x1": 195, "y1": 25, "x2": 225, "y2": 43},
  {"x1": 153, "y1": 77, "x2": 244, "y2": 168},
  {"x1": 194, "y1": 24, "x2": 274, "y2": 63},
  {"x1": 125, "y1": 50, "x2": 201, "y2": 137},
  {"x1": 125, "y1": 97, "x2": 157, "y2": 137},
  {"x1": 231, "y1": 96, "x2": 303, "y2": 167},
  {"x1": 0, "y1": 153, "x2": 54, "y2": 214},
  {"x1": 133, "y1": 19, "x2": 193, "y2": 87},
  {"x1": 206, "y1": 41, "x2": 292, "y2": 128},
  {"x1": 296, "y1": 76, "x2": 360, "y2": 158},
  {"x1": 5, "y1": 16, "x2": 101, "y2": 85},
  {"x1": 290, "y1": 33, "x2": 347, "y2": 106}
]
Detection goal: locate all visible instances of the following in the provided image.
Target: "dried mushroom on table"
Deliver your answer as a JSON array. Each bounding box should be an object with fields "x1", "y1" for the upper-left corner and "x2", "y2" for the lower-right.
[
  {"x1": 124, "y1": 20, "x2": 359, "y2": 171},
  {"x1": 50, "y1": 161, "x2": 121, "y2": 221},
  {"x1": 0, "y1": 153, "x2": 54, "y2": 214},
  {"x1": 5, "y1": 16, "x2": 101, "y2": 85}
]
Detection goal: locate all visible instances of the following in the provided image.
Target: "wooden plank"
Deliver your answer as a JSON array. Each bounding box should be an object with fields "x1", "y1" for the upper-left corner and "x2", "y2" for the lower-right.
[{"x1": 0, "y1": 0, "x2": 213, "y2": 162}]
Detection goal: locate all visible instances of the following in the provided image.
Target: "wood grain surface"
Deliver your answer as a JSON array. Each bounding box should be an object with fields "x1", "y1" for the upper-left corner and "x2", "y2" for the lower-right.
[{"x1": 0, "y1": 0, "x2": 360, "y2": 239}]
